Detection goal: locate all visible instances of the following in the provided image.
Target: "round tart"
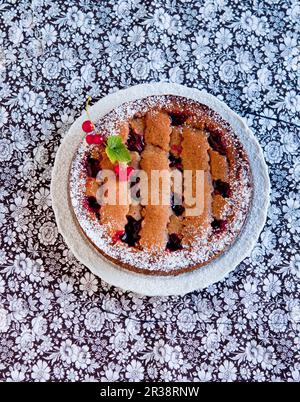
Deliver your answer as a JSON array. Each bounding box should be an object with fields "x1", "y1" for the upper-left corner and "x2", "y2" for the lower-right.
[{"x1": 70, "y1": 95, "x2": 252, "y2": 276}]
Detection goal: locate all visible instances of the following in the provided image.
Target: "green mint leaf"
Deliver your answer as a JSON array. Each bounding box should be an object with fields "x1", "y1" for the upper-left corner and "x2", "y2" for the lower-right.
[
  {"x1": 107, "y1": 135, "x2": 123, "y2": 150},
  {"x1": 105, "y1": 135, "x2": 131, "y2": 163},
  {"x1": 105, "y1": 146, "x2": 118, "y2": 163},
  {"x1": 113, "y1": 146, "x2": 131, "y2": 163}
]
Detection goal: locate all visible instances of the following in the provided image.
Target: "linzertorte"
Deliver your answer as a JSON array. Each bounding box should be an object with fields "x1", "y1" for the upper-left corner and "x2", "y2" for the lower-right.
[{"x1": 70, "y1": 95, "x2": 252, "y2": 276}]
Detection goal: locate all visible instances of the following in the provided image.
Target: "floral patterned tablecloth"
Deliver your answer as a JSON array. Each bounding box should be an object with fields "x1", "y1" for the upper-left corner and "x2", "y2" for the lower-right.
[{"x1": 0, "y1": 0, "x2": 299, "y2": 382}]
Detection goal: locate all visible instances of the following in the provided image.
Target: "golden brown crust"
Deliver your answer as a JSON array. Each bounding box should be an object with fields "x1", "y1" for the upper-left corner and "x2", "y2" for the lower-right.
[
  {"x1": 209, "y1": 149, "x2": 228, "y2": 181},
  {"x1": 144, "y1": 110, "x2": 171, "y2": 151},
  {"x1": 139, "y1": 205, "x2": 171, "y2": 250},
  {"x1": 168, "y1": 215, "x2": 183, "y2": 234},
  {"x1": 100, "y1": 178, "x2": 130, "y2": 236},
  {"x1": 181, "y1": 126, "x2": 210, "y2": 171},
  {"x1": 130, "y1": 117, "x2": 145, "y2": 134},
  {"x1": 212, "y1": 194, "x2": 227, "y2": 220},
  {"x1": 85, "y1": 177, "x2": 99, "y2": 197},
  {"x1": 117, "y1": 121, "x2": 129, "y2": 142},
  {"x1": 182, "y1": 172, "x2": 213, "y2": 244}
]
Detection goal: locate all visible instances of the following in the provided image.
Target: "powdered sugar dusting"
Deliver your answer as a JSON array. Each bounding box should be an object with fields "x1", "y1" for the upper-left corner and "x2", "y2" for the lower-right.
[{"x1": 69, "y1": 95, "x2": 252, "y2": 275}]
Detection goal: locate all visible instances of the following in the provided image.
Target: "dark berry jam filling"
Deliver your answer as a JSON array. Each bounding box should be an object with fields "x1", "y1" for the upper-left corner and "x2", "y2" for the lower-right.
[
  {"x1": 166, "y1": 233, "x2": 183, "y2": 252},
  {"x1": 126, "y1": 128, "x2": 145, "y2": 153},
  {"x1": 169, "y1": 153, "x2": 183, "y2": 171},
  {"x1": 171, "y1": 193, "x2": 185, "y2": 216},
  {"x1": 213, "y1": 179, "x2": 231, "y2": 198},
  {"x1": 211, "y1": 219, "x2": 227, "y2": 233},
  {"x1": 121, "y1": 216, "x2": 142, "y2": 247},
  {"x1": 86, "y1": 156, "x2": 101, "y2": 178},
  {"x1": 86, "y1": 196, "x2": 101, "y2": 213},
  {"x1": 169, "y1": 112, "x2": 188, "y2": 126},
  {"x1": 207, "y1": 128, "x2": 227, "y2": 155}
]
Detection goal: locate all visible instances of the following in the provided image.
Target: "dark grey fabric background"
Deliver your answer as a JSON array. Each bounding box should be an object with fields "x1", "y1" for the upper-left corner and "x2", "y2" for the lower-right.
[{"x1": 0, "y1": 0, "x2": 299, "y2": 381}]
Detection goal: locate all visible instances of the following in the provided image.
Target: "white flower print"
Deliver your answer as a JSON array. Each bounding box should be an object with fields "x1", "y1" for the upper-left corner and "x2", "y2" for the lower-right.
[
  {"x1": 268, "y1": 309, "x2": 288, "y2": 333},
  {"x1": 240, "y1": 11, "x2": 259, "y2": 31},
  {"x1": 131, "y1": 57, "x2": 149, "y2": 79},
  {"x1": 281, "y1": 129, "x2": 299, "y2": 154},
  {"x1": 169, "y1": 66, "x2": 184, "y2": 83},
  {"x1": 168, "y1": 346, "x2": 183, "y2": 370},
  {"x1": 153, "y1": 340, "x2": 172, "y2": 364},
  {"x1": 38, "y1": 222, "x2": 58, "y2": 245},
  {"x1": 66, "y1": 7, "x2": 85, "y2": 30},
  {"x1": 152, "y1": 8, "x2": 171, "y2": 31},
  {"x1": 8, "y1": 24, "x2": 24, "y2": 44},
  {"x1": 284, "y1": 90, "x2": 300, "y2": 113},
  {"x1": 101, "y1": 367, "x2": 121, "y2": 382},
  {"x1": 261, "y1": 230, "x2": 277, "y2": 250},
  {"x1": 84, "y1": 307, "x2": 104, "y2": 331},
  {"x1": 31, "y1": 360, "x2": 50, "y2": 382},
  {"x1": 202, "y1": 330, "x2": 220, "y2": 352},
  {"x1": 0, "y1": 308, "x2": 10, "y2": 333},
  {"x1": 263, "y1": 274, "x2": 281, "y2": 298},
  {"x1": 197, "y1": 368, "x2": 212, "y2": 382},
  {"x1": 192, "y1": 33, "x2": 210, "y2": 59},
  {"x1": 287, "y1": 2, "x2": 300, "y2": 22},
  {"x1": 16, "y1": 330, "x2": 34, "y2": 351},
  {"x1": 7, "y1": 369, "x2": 25, "y2": 382},
  {"x1": 60, "y1": 340, "x2": 79, "y2": 364},
  {"x1": 34, "y1": 188, "x2": 51, "y2": 210},
  {"x1": 42, "y1": 57, "x2": 61, "y2": 79},
  {"x1": 219, "y1": 60, "x2": 237, "y2": 82},
  {"x1": 9, "y1": 298, "x2": 28, "y2": 322},
  {"x1": 218, "y1": 360, "x2": 237, "y2": 382},
  {"x1": 75, "y1": 346, "x2": 91, "y2": 369},
  {"x1": 148, "y1": 48, "x2": 166, "y2": 71},
  {"x1": 11, "y1": 127, "x2": 32, "y2": 151},
  {"x1": 0, "y1": 106, "x2": 8, "y2": 127},
  {"x1": 245, "y1": 340, "x2": 264, "y2": 364},
  {"x1": 60, "y1": 47, "x2": 77, "y2": 69},
  {"x1": 261, "y1": 347, "x2": 275, "y2": 370},
  {"x1": 128, "y1": 26, "x2": 145, "y2": 46},
  {"x1": 111, "y1": 331, "x2": 128, "y2": 351},
  {"x1": 215, "y1": 28, "x2": 233, "y2": 49},
  {"x1": 18, "y1": 87, "x2": 35, "y2": 109},
  {"x1": 283, "y1": 197, "x2": 300, "y2": 222},
  {"x1": 0, "y1": 139, "x2": 12, "y2": 161},
  {"x1": 289, "y1": 254, "x2": 300, "y2": 279},
  {"x1": 264, "y1": 141, "x2": 283, "y2": 164},
  {"x1": 41, "y1": 24, "x2": 57, "y2": 46},
  {"x1": 55, "y1": 282, "x2": 74, "y2": 306},
  {"x1": 125, "y1": 360, "x2": 144, "y2": 382},
  {"x1": 177, "y1": 308, "x2": 196, "y2": 332},
  {"x1": 32, "y1": 316, "x2": 48, "y2": 338},
  {"x1": 0, "y1": 278, "x2": 4, "y2": 293},
  {"x1": 79, "y1": 272, "x2": 98, "y2": 296}
]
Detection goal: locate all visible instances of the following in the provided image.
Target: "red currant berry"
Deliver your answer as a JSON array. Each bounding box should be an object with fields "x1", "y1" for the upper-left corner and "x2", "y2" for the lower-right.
[
  {"x1": 85, "y1": 134, "x2": 94, "y2": 145},
  {"x1": 82, "y1": 120, "x2": 95, "y2": 133},
  {"x1": 112, "y1": 230, "x2": 125, "y2": 244},
  {"x1": 93, "y1": 134, "x2": 104, "y2": 145}
]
